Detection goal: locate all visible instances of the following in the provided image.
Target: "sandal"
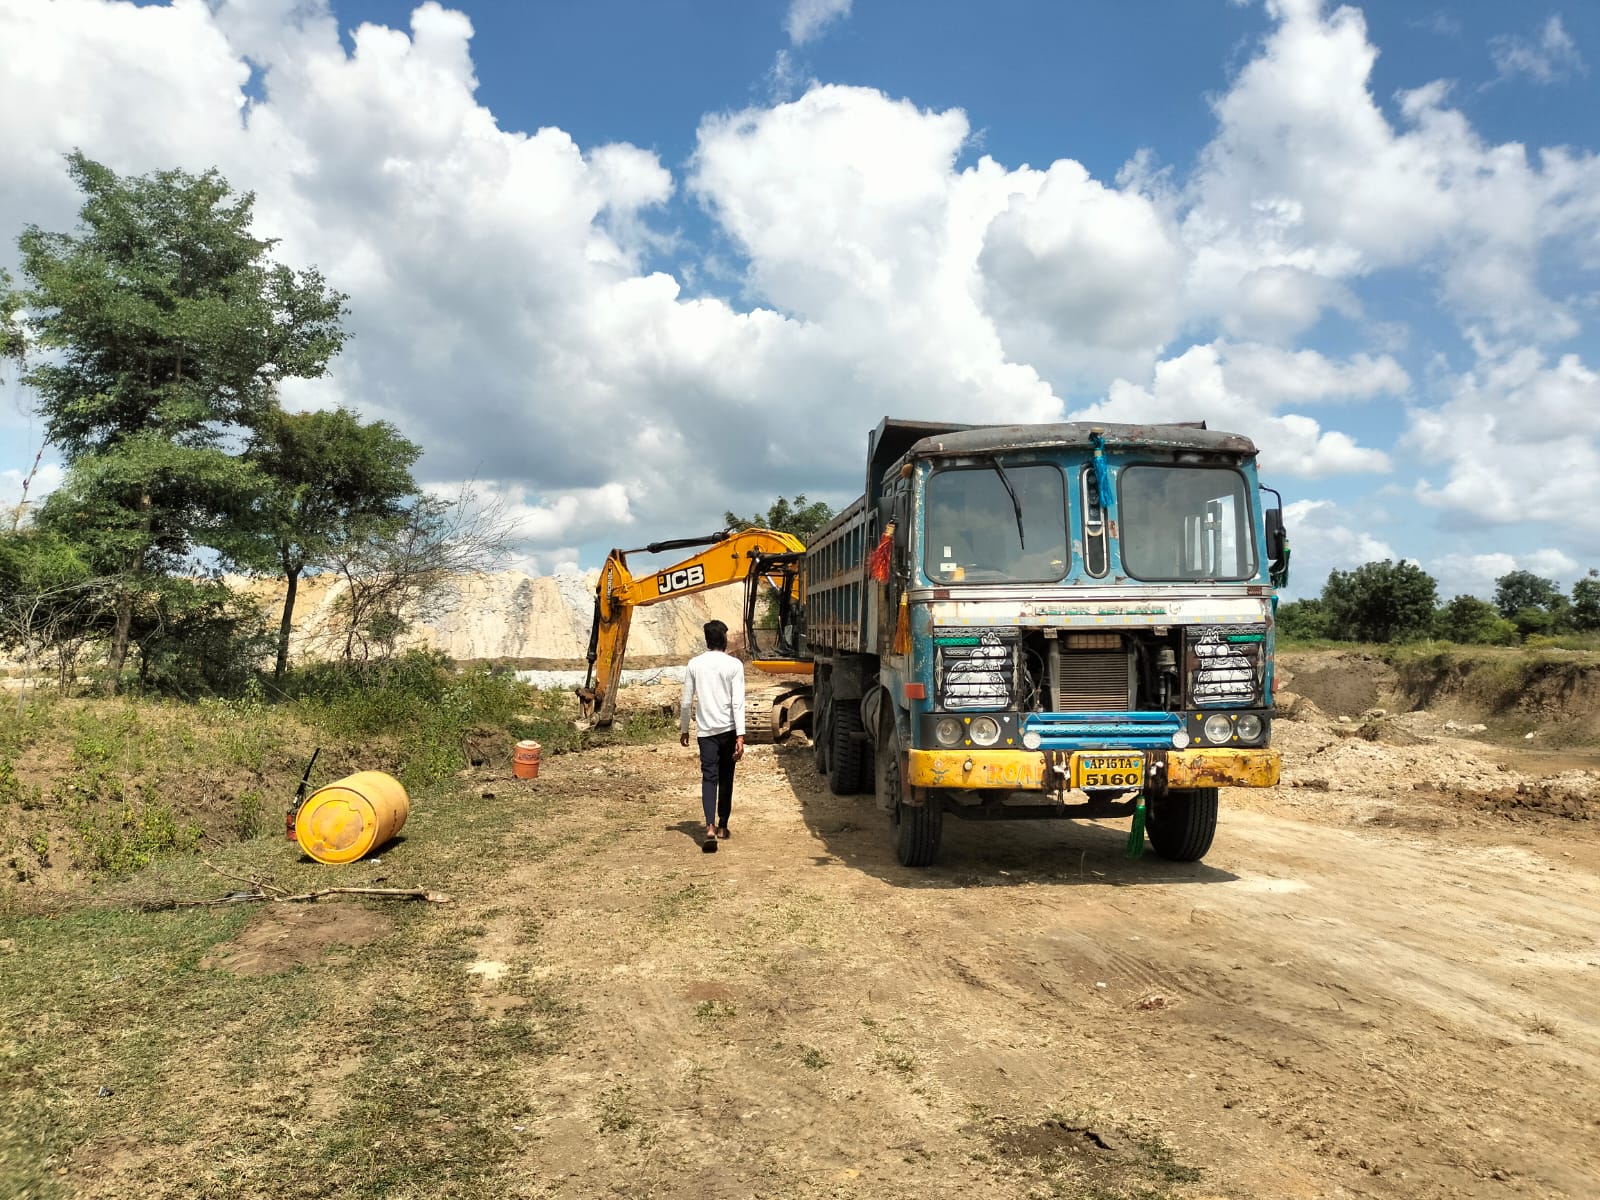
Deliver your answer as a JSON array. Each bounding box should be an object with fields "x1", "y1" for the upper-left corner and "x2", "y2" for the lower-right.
[{"x1": 716, "y1": 825, "x2": 731, "y2": 839}]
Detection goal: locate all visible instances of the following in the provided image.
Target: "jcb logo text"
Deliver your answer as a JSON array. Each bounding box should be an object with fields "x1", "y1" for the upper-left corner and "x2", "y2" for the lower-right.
[{"x1": 657, "y1": 565, "x2": 705, "y2": 594}]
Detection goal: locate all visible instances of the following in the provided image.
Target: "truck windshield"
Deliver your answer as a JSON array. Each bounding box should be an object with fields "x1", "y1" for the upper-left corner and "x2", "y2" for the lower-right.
[
  {"x1": 924, "y1": 465, "x2": 1068, "y2": 583},
  {"x1": 1118, "y1": 465, "x2": 1256, "y2": 581}
]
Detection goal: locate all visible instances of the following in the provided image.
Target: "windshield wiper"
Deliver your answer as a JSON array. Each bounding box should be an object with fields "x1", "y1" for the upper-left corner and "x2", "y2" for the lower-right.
[{"x1": 989, "y1": 455, "x2": 1024, "y2": 549}]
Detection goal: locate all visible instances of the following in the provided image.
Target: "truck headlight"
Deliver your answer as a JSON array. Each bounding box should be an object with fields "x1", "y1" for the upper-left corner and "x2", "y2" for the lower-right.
[
  {"x1": 1235, "y1": 714, "x2": 1263, "y2": 742},
  {"x1": 1021, "y1": 729, "x2": 1041, "y2": 750},
  {"x1": 969, "y1": 716, "x2": 1001, "y2": 746},
  {"x1": 935, "y1": 717, "x2": 963, "y2": 747},
  {"x1": 1202, "y1": 714, "x2": 1234, "y2": 744}
]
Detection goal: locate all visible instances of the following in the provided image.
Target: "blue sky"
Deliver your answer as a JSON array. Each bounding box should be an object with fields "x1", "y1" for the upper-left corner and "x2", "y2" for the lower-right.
[{"x1": 3, "y1": 0, "x2": 1599, "y2": 601}]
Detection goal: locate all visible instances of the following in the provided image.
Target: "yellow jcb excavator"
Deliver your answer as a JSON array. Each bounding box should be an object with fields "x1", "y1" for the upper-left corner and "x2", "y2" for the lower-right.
[{"x1": 574, "y1": 529, "x2": 813, "y2": 742}]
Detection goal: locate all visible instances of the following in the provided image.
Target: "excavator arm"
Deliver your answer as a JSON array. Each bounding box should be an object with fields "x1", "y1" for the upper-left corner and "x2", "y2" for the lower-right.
[{"x1": 575, "y1": 529, "x2": 811, "y2": 736}]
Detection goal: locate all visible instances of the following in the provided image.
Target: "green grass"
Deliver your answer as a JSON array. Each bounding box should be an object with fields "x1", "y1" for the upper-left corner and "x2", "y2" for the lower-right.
[{"x1": 0, "y1": 774, "x2": 582, "y2": 1199}]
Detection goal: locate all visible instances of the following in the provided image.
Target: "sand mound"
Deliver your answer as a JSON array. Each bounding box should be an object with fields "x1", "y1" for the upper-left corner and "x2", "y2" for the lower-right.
[{"x1": 233, "y1": 569, "x2": 745, "y2": 667}]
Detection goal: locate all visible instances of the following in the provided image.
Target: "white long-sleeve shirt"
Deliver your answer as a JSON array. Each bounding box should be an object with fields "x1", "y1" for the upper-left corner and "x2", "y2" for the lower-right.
[{"x1": 680, "y1": 650, "x2": 746, "y2": 737}]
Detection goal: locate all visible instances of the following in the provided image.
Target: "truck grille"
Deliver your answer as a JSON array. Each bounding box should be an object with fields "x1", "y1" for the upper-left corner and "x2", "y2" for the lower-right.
[
  {"x1": 1053, "y1": 651, "x2": 1133, "y2": 712},
  {"x1": 1187, "y1": 635, "x2": 1261, "y2": 705},
  {"x1": 937, "y1": 635, "x2": 1015, "y2": 711}
]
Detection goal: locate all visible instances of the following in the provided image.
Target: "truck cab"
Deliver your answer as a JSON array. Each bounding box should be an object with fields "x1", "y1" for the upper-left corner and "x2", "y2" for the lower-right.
[{"x1": 805, "y1": 419, "x2": 1286, "y2": 867}]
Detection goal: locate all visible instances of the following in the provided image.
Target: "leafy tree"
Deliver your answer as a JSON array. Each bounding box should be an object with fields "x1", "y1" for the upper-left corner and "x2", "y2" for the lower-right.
[
  {"x1": 0, "y1": 267, "x2": 22, "y2": 378},
  {"x1": 127, "y1": 575, "x2": 271, "y2": 697},
  {"x1": 1511, "y1": 606, "x2": 1554, "y2": 640},
  {"x1": 1321, "y1": 559, "x2": 1438, "y2": 643},
  {"x1": 15, "y1": 152, "x2": 346, "y2": 686},
  {"x1": 1572, "y1": 569, "x2": 1600, "y2": 632},
  {"x1": 221, "y1": 407, "x2": 420, "y2": 681},
  {"x1": 724, "y1": 494, "x2": 835, "y2": 543},
  {"x1": 1434, "y1": 594, "x2": 1516, "y2": 645},
  {"x1": 1493, "y1": 570, "x2": 1561, "y2": 620},
  {"x1": 1274, "y1": 598, "x2": 1331, "y2": 641}
]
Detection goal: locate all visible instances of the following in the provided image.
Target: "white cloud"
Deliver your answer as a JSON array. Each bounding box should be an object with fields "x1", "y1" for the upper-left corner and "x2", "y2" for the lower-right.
[
  {"x1": 1490, "y1": 15, "x2": 1586, "y2": 85},
  {"x1": 1429, "y1": 549, "x2": 1580, "y2": 599},
  {"x1": 978, "y1": 159, "x2": 1187, "y2": 387},
  {"x1": 1277, "y1": 498, "x2": 1397, "y2": 598},
  {"x1": 1, "y1": 461, "x2": 63, "y2": 524},
  {"x1": 1184, "y1": 0, "x2": 1600, "y2": 343},
  {"x1": 785, "y1": 0, "x2": 852, "y2": 46},
  {"x1": 1409, "y1": 350, "x2": 1600, "y2": 532},
  {"x1": 1074, "y1": 343, "x2": 1395, "y2": 480}
]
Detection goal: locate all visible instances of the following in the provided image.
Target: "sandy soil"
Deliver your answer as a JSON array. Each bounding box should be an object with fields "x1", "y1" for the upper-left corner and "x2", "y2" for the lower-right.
[{"x1": 357, "y1": 687, "x2": 1600, "y2": 1200}]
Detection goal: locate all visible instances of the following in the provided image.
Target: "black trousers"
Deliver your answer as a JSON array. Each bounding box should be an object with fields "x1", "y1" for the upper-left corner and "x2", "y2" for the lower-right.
[{"x1": 697, "y1": 731, "x2": 736, "y2": 828}]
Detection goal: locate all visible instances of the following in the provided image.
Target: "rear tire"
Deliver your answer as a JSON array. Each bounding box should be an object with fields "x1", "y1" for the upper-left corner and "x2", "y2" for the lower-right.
[
  {"x1": 1146, "y1": 787, "x2": 1218, "y2": 862},
  {"x1": 813, "y1": 698, "x2": 831, "y2": 774},
  {"x1": 827, "y1": 702, "x2": 869, "y2": 795}
]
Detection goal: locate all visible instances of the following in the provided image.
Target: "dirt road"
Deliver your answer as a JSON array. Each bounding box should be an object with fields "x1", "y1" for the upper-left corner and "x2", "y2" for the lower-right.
[{"x1": 419, "y1": 705, "x2": 1600, "y2": 1200}]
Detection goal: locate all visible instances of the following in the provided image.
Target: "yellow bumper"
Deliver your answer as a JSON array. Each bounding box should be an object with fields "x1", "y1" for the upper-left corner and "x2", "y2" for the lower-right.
[{"x1": 906, "y1": 747, "x2": 1280, "y2": 791}]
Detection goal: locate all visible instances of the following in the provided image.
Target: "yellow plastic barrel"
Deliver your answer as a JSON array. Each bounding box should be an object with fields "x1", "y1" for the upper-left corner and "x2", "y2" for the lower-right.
[
  {"x1": 512, "y1": 740, "x2": 542, "y2": 780},
  {"x1": 294, "y1": 771, "x2": 410, "y2": 865}
]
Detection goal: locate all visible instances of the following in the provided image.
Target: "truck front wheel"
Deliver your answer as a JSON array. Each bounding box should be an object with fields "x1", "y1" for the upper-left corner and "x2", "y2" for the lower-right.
[
  {"x1": 1145, "y1": 788, "x2": 1219, "y2": 862},
  {"x1": 882, "y1": 731, "x2": 941, "y2": 867},
  {"x1": 892, "y1": 791, "x2": 943, "y2": 868}
]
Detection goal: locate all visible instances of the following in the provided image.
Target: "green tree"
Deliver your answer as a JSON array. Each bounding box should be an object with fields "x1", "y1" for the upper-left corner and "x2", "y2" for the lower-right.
[
  {"x1": 1321, "y1": 560, "x2": 1438, "y2": 643},
  {"x1": 1274, "y1": 597, "x2": 1331, "y2": 641},
  {"x1": 1434, "y1": 594, "x2": 1516, "y2": 645},
  {"x1": 14, "y1": 152, "x2": 347, "y2": 686},
  {"x1": 127, "y1": 575, "x2": 271, "y2": 697},
  {"x1": 1493, "y1": 570, "x2": 1561, "y2": 620},
  {"x1": 724, "y1": 494, "x2": 835, "y2": 543},
  {"x1": 0, "y1": 267, "x2": 22, "y2": 377},
  {"x1": 1572, "y1": 569, "x2": 1600, "y2": 632},
  {"x1": 221, "y1": 407, "x2": 420, "y2": 682}
]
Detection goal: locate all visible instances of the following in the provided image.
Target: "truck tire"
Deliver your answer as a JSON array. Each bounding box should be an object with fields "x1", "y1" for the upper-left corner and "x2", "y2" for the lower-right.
[
  {"x1": 893, "y1": 796, "x2": 943, "y2": 867},
  {"x1": 812, "y1": 671, "x2": 832, "y2": 774},
  {"x1": 827, "y1": 703, "x2": 869, "y2": 796},
  {"x1": 1146, "y1": 788, "x2": 1218, "y2": 862},
  {"x1": 884, "y1": 731, "x2": 941, "y2": 866}
]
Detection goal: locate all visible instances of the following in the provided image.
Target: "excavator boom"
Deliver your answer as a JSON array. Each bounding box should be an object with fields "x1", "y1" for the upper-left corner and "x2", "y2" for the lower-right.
[{"x1": 575, "y1": 529, "x2": 812, "y2": 739}]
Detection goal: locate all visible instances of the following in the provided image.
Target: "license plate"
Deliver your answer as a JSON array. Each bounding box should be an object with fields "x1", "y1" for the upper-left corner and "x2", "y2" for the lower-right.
[{"x1": 1071, "y1": 752, "x2": 1145, "y2": 789}]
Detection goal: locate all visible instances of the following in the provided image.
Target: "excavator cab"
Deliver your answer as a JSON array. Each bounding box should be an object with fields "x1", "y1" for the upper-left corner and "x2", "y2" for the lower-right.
[{"x1": 743, "y1": 550, "x2": 807, "y2": 664}]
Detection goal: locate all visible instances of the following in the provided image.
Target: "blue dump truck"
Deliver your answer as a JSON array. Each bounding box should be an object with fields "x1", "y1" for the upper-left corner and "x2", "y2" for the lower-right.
[{"x1": 802, "y1": 418, "x2": 1288, "y2": 867}]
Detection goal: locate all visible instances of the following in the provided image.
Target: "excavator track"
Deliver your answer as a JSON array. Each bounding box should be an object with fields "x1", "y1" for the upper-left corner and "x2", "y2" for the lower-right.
[{"x1": 743, "y1": 684, "x2": 813, "y2": 744}]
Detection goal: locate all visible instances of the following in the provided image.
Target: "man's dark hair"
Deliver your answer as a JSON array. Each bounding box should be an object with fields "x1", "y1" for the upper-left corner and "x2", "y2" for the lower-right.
[{"x1": 703, "y1": 619, "x2": 728, "y2": 651}]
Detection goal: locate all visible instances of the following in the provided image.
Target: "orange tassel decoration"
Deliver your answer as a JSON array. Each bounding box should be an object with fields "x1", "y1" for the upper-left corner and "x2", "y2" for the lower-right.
[{"x1": 868, "y1": 521, "x2": 895, "y2": 582}]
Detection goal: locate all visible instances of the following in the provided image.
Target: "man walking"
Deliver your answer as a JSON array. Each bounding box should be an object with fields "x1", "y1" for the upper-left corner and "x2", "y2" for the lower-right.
[{"x1": 680, "y1": 619, "x2": 745, "y2": 853}]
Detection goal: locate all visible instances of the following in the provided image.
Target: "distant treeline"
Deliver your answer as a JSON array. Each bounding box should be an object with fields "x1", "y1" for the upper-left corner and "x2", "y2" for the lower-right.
[{"x1": 1278, "y1": 560, "x2": 1600, "y2": 645}]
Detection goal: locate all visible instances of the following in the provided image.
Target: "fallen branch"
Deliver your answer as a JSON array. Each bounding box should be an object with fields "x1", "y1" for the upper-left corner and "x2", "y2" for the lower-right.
[
  {"x1": 135, "y1": 882, "x2": 452, "y2": 911},
  {"x1": 280, "y1": 886, "x2": 452, "y2": 904},
  {"x1": 202, "y1": 859, "x2": 289, "y2": 898}
]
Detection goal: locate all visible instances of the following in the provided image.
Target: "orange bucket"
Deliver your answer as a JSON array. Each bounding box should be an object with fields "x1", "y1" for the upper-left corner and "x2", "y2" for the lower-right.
[{"x1": 513, "y1": 739, "x2": 542, "y2": 780}]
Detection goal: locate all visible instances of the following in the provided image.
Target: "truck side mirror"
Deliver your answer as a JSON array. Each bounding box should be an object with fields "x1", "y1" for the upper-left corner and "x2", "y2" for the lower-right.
[{"x1": 1264, "y1": 506, "x2": 1285, "y2": 566}]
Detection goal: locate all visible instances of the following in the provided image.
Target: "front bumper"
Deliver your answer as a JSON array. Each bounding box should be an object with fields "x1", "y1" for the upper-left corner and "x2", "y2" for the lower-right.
[{"x1": 906, "y1": 746, "x2": 1281, "y2": 792}]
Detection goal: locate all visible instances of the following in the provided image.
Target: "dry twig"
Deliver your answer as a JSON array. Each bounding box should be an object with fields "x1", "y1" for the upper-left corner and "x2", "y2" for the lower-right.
[{"x1": 132, "y1": 864, "x2": 453, "y2": 911}]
